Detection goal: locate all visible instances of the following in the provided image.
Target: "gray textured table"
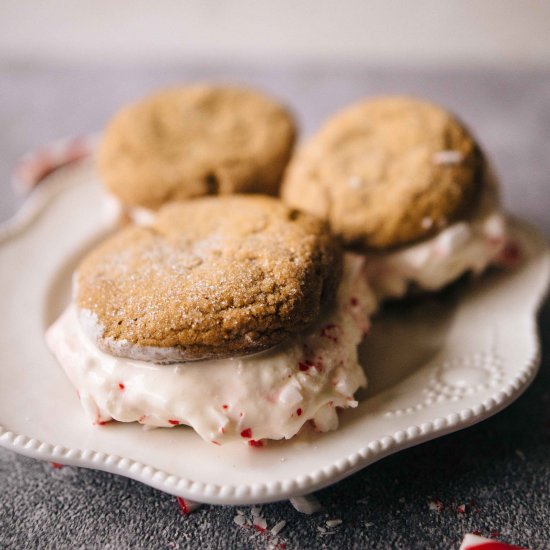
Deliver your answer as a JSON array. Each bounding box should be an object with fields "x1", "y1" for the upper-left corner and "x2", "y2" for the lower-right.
[{"x1": 1, "y1": 64, "x2": 549, "y2": 550}]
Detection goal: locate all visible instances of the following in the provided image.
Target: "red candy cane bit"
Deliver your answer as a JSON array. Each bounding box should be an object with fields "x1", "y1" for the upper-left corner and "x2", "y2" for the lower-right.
[
  {"x1": 168, "y1": 419, "x2": 180, "y2": 425},
  {"x1": 177, "y1": 497, "x2": 190, "y2": 515},
  {"x1": 488, "y1": 236, "x2": 505, "y2": 248},
  {"x1": 222, "y1": 404, "x2": 229, "y2": 410},
  {"x1": 320, "y1": 324, "x2": 340, "y2": 342},
  {"x1": 97, "y1": 420, "x2": 109, "y2": 426},
  {"x1": 211, "y1": 440, "x2": 221, "y2": 446},
  {"x1": 495, "y1": 241, "x2": 522, "y2": 268},
  {"x1": 248, "y1": 439, "x2": 264, "y2": 448},
  {"x1": 118, "y1": 383, "x2": 125, "y2": 390},
  {"x1": 299, "y1": 359, "x2": 323, "y2": 373},
  {"x1": 296, "y1": 408, "x2": 302, "y2": 416},
  {"x1": 490, "y1": 531, "x2": 501, "y2": 539},
  {"x1": 240, "y1": 428, "x2": 252, "y2": 439},
  {"x1": 465, "y1": 542, "x2": 524, "y2": 550},
  {"x1": 50, "y1": 462, "x2": 63, "y2": 469},
  {"x1": 428, "y1": 499, "x2": 445, "y2": 512}
]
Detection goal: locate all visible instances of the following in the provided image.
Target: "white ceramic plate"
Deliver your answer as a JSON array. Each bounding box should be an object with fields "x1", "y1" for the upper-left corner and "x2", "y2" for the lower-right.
[{"x1": 1, "y1": 160, "x2": 549, "y2": 506}]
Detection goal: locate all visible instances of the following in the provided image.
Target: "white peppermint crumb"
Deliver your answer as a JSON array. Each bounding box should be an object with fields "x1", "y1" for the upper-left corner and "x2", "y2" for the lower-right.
[
  {"x1": 251, "y1": 506, "x2": 262, "y2": 517},
  {"x1": 515, "y1": 449, "x2": 526, "y2": 461},
  {"x1": 317, "y1": 526, "x2": 326, "y2": 533},
  {"x1": 233, "y1": 514, "x2": 248, "y2": 527},
  {"x1": 326, "y1": 519, "x2": 343, "y2": 528},
  {"x1": 280, "y1": 457, "x2": 287, "y2": 462},
  {"x1": 271, "y1": 520, "x2": 286, "y2": 536},
  {"x1": 433, "y1": 150, "x2": 464, "y2": 165},
  {"x1": 398, "y1": 497, "x2": 405, "y2": 504},
  {"x1": 290, "y1": 494, "x2": 322, "y2": 514},
  {"x1": 421, "y1": 217, "x2": 434, "y2": 229},
  {"x1": 365, "y1": 522, "x2": 374, "y2": 528},
  {"x1": 348, "y1": 176, "x2": 364, "y2": 189}
]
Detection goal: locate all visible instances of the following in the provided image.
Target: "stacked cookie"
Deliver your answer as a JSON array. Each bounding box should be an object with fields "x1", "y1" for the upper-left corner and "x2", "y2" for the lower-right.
[
  {"x1": 46, "y1": 87, "x2": 509, "y2": 446},
  {"x1": 282, "y1": 96, "x2": 507, "y2": 298},
  {"x1": 47, "y1": 85, "x2": 377, "y2": 445},
  {"x1": 99, "y1": 85, "x2": 296, "y2": 224}
]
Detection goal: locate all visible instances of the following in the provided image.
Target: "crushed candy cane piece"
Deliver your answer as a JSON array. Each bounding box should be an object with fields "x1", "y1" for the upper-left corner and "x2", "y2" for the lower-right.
[
  {"x1": 428, "y1": 499, "x2": 445, "y2": 512},
  {"x1": 515, "y1": 449, "x2": 526, "y2": 461},
  {"x1": 422, "y1": 216, "x2": 434, "y2": 229},
  {"x1": 326, "y1": 519, "x2": 343, "y2": 528},
  {"x1": 233, "y1": 514, "x2": 248, "y2": 527},
  {"x1": 271, "y1": 520, "x2": 286, "y2": 536},
  {"x1": 176, "y1": 496, "x2": 201, "y2": 515},
  {"x1": 253, "y1": 517, "x2": 267, "y2": 532},
  {"x1": 459, "y1": 533, "x2": 526, "y2": 550},
  {"x1": 290, "y1": 494, "x2": 321, "y2": 514},
  {"x1": 251, "y1": 506, "x2": 262, "y2": 517},
  {"x1": 278, "y1": 383, "x2": 303, "y2": 405},
  {"x1": 433, "y1": 150, "x2": 464, "y2": 165}
]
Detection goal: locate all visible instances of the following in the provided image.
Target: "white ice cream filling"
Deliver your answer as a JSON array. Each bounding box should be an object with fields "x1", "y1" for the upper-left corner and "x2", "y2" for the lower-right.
[
  {"x1": 364, "y1": 184, "x2": 508, "y2": 298},
  {"x1": 46, "y1": 255, "x2": 377, "y2": 445}
]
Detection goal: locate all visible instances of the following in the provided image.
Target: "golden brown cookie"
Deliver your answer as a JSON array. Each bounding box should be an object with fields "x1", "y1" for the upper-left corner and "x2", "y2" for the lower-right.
[
  {"x1": 281, "y1": 96, "x2": 486, "y2": 250},
  {"x1": 99, "y1": 85, "x2": 296, "y2": 210},
  {"x1": 75, "y1": 195, "x2": 341, "y2": 363}
]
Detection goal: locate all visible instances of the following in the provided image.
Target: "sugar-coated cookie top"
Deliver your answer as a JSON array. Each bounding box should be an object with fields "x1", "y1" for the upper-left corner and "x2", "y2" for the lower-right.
[
  {"x1": 282, "y1": 96, "x2": 486, "y2": 251},
  {"x1": 99, "y1": 85, "x2": 296, "y2": 209},
  {"x1": 75, "y1": 195, "x2": 341, "y2": 362}
]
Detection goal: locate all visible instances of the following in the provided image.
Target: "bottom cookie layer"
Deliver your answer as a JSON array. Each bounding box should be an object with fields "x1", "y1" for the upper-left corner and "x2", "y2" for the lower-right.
[{"x1": 46, "y1": 255, "x2": 376, "y2": 445}]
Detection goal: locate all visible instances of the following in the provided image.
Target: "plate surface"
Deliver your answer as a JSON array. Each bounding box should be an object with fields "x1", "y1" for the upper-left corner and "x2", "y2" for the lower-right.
[{"x1": 1, "y1": 161, "x2": 549, "y2": 506}]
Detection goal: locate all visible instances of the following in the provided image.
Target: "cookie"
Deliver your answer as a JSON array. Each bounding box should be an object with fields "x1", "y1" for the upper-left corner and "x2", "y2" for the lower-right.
[
  {"x1": 75, "y1": 195, "x2": 341, "y2": 362},
  {"x1": 99, "y1": 85, "x2": 297, "y2": 210},
  {"x1": 281, "y1": 96, "x2": 485, "y2": 250}
]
